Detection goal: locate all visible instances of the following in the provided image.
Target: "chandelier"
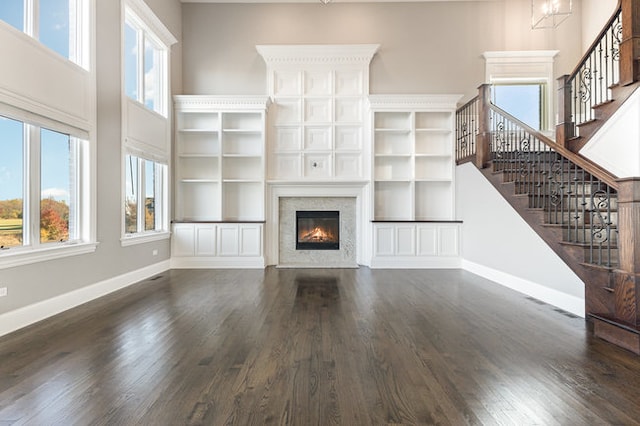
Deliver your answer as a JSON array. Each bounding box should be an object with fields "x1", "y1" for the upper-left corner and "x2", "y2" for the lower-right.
[{"x1": 531, "y1": 0, "x2": 572, "y2": 29}]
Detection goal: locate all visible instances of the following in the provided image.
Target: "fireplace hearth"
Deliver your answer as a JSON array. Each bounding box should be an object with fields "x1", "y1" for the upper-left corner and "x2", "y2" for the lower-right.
[{"x1": 296, "y1": 210, "x2": 339, "y2": 250}]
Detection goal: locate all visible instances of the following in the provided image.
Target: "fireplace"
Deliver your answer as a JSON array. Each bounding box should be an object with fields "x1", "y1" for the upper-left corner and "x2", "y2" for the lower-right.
[{"x1": 296, "y1": 210, "x2": 340, "y2": 250}]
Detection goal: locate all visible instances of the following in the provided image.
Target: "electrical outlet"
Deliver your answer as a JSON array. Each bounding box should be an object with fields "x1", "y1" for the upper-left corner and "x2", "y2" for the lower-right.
[
  {"x1": 0, "y1": 287, "x2": 7, "y2": 297},
  {"x1": 152, "y1": 249, "x2": 158, "y2": 256}
]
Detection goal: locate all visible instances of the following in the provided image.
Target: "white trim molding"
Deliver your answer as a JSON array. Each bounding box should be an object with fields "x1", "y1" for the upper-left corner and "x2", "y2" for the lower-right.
[
  {"x1": 368, "y1": 94, "x2": 463, "y2": 111},
  {"x1": 256, "y1": 44, "x2": 380, "y2": 66},
  {"x1": 483, "y1": 50, "x2": 559, "y2": 133},
  {"x1": 173, "y1": 95, "x2": 271, "y2": 112},
  {"x1": 462, "y1": 259, "x2": 585, "y2": 318},
  {"x1": 0, "y1": 260, "x2": 170, "y2": 337}
]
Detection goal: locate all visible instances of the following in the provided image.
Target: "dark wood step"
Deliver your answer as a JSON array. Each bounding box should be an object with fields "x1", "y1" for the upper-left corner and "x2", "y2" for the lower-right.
[{"x1": 591, "y1": 314, "x2": 640, "y2": 355}]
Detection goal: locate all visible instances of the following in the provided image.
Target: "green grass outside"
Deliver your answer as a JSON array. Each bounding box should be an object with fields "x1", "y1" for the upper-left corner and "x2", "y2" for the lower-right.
[
  {"x1": 0, "y1": 218, "x2": 23, "y2": 247},
  {"x1": 0, "y1": 218, "x2": 22, "y2": 232}
]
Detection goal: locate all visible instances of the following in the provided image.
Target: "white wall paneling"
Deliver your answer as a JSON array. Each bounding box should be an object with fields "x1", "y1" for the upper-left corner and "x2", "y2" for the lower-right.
[
  {"x1": 171, "y1": 222, "x2": 264, "y2": 268},
  {"x1": 371, "y1": 222, "x2": 462, "y2": 268},
  {"x1": 257, "y1": 44, "x2": 379, "y2": 181}
]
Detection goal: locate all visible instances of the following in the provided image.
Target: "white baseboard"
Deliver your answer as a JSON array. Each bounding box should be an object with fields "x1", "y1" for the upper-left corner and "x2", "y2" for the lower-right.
[
  {"x1": 0, "y1": 260, "x2": 171, "y2": 338},
  {"x1": 170, "y1": 256, "x2": 265, "y2": 269},
  {"x1": 370, "y1": 256, "x2": 462, "y2": 269},
  {"x1": 462, "y1": 259, "x2": 585, "y2": 318}
]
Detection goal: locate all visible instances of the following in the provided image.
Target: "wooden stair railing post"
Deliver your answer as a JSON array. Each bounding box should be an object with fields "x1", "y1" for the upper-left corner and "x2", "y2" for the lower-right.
[
  {"x1": 613, "y1": 177, "x2": 640, "y2": 327},
  {"x1": 476, "y1": 84, "x2": 492, "y2": 169},
  {"x1": 620, "y1": 0, "x2": 640, "y2": 86},
  {"x1": 556, "y1": 74, "x2": 574, "y2": 150}
]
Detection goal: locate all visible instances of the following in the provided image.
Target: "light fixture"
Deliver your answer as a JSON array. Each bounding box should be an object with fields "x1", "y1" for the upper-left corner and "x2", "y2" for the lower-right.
[
  {"x1": 320, "y1": 0, "x2": 331, "y2": 4},
  {"x1": 531, "y1": 0, "x2": 572, "y2": 29}
]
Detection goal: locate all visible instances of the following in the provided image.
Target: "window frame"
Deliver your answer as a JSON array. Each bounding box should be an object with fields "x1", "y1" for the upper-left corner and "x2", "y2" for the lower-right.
[
  {"x1": 0, "y1": 113, "x2": 96, "y2": 269},
  {"x1": 483, "y1": 50, "x2": 558, "y2": 135},
  {"x1": 122, "y1": 154, "x2": 168, "y2": 245},
  {"x1": 123, "y1": 2, "x2": 170, "y2": 117},
  {"x1": 120, "y1": 0, "x2": 175, "y2": 247},
  {"x1": 0, "y1": 0, "x2": 90, "y2": 70}
]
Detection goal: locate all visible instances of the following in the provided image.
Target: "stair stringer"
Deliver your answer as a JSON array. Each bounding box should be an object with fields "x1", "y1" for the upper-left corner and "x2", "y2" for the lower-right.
[{"x1": 579, "y1": 85, "x2": 640, "y2": 179}]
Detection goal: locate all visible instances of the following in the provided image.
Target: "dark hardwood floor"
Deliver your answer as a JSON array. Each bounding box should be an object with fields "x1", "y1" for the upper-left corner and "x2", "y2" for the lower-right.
[{"x1": 1, "y1": 267, "x2": 640, "y2": 425}]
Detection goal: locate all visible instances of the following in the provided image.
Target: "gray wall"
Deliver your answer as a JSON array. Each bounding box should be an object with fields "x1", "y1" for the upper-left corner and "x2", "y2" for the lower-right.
[
  {"x1": 0, "y1": 0, "x2": 182, "y2": 316},
  {"x1": 182, "y1": 0, "x2": 583, "y2": 102},
  {"x1": 582, "y1": 0, "x2": 618, "y2": 52}
]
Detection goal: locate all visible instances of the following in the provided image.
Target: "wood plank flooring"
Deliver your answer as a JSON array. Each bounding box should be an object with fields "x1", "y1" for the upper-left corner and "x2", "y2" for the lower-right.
[{"x1": 2, "y1": 267, "x2": 640, "y2": 425}]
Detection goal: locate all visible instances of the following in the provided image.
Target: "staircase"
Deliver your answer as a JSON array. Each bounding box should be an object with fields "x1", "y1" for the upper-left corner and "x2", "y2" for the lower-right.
[{"x1": 456, "y1": 0, "x2": 640, "y2": 355}]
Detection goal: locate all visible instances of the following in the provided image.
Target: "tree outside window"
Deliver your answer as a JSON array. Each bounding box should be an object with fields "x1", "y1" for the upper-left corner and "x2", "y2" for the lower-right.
[
  {"x1": 124, "y1": 155, "x2": 165, "y2": 235},
  {"x1": 0, "y1": 115, "x2": 84, "y2": 251}
]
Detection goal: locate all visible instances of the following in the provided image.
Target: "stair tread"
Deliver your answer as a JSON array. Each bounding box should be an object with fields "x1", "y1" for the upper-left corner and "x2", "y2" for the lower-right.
[
  {"x1": 593, "y1": 99, "x2": 615, "y2": 109},
  {"x1": 577, "y1": 118, "x2": 598, "y2": 127}
]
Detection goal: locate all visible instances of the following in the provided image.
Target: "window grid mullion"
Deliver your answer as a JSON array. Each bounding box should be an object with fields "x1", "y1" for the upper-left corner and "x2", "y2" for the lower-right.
[
  {"x1": 137, "y1": 157, "x2": 145, "y2": 233},
  {"x1": 137, "y1": 29, "x2": 145, "y2": 105},
  {"x1": 27, "y1": 125, "x2": 42, "y2": 248},
  {"x1": 24, "y1": 0, "x2": 37, "y2": 38}
]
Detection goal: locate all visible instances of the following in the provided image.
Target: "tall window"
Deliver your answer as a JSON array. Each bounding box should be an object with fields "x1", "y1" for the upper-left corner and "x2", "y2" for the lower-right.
[
  {"x1": 124, "y1": 155, "x2": 165, "y2": 236},
  {"x1": 0, "y1": 0, "x2": 89, "y2": 68},
  {"x1": 0, "y1": 115, "x2": 87, "y2": 252},
  {"x1": 124, "y1": 11, "x2": 166, "y2": 116},
  {"x1": 121, "y1": 0, "x2": 174, "y2": 244}
]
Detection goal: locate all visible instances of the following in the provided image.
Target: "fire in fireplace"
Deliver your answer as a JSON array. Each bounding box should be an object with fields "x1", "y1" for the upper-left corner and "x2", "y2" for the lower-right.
[{"x1": 296, "y1": 210, "x2": 339, "y2": 250}]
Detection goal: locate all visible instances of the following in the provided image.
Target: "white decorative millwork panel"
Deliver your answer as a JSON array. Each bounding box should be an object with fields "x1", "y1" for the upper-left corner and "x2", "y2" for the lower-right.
[
  {"x1": 171, "y1": 222, "x2": 264, "y2": 268},
  {"x1": 335, "y1": 126, "x2": 362, "y2": 151},
  {"x1": 274, "y1": 71, "x2": 302, "y2": 96},
  {"x1": 305, "y1": 71, "x2": 332, "y2": 95},
  {"x1": 274, "y1": 127, "x2": 301, "y2": 151},
  {"x1": 371, "y1": 222, "x2": 462, "y2": 268},
  {"x1": 335, "y1": 70, "x2": 364, "y2": 96},
  {"x1": 335, "y1": 154, "x2": 362, "y2": 179},
  {"x1": 257, "y1": 44, "x2": 379, "y2": 181},
  {"x1": 304, "y1": 154, "x2": 332, "y2": 178},
  {"x1": 335, "y1": 98, "x2": 362, "y2": 123},
  {"x1": 274, "y1": 99, "x2": 301, "y2": 124},
  {"x1": 305, "y1": 98, "x2": 331, "y2": 123},
  {"x1": 304, "y1": 127, "x2": 331, "y2": 151}
]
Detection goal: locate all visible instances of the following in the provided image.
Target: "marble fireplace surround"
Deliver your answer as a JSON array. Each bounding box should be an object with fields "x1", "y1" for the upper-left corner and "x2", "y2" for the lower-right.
[{"x1": 266, "y1": 182, "x2": 370, "y2": 267}]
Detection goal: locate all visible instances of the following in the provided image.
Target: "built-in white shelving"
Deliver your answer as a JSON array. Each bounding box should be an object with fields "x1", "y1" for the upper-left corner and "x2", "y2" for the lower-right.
[
  {"x1": 369, "y1": 94, "x2": 463, "y2": 269},
  {"x1": 174, "y1": 96, "x2": 270, "y2": 222},
  {"x1": 369, "y1": 95, "x2": 462, "y2": 221},
  {"x1": 172, "y1": 96, "x2": 269, "y2": 269}
]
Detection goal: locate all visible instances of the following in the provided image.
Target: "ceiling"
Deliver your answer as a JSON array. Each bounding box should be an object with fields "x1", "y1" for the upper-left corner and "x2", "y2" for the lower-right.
[{"x1": 179, "y1": 0, "x2": 488, "y2": 3}]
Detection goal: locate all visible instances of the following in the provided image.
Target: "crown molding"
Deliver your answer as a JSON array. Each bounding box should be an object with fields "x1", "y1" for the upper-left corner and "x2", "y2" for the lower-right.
[
  {"x1": 256, "y1": 44, "x2": 380, "y2": 66},
  {"x1": 173, "y1": 95, "x2": 271, "y2": 111},
  {"x1": 368, "y1": 94, "x2": 463, "y2": 110}
]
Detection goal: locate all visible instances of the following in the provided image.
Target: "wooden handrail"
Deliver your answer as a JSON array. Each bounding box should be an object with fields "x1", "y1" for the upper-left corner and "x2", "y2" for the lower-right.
[
  {"x1": 487, "y1": 101, "x2": 619, "y2": 190},
  {"x1": 457, "y1": 95, "x2": 479, "y2": 112},
  {"x1": 567, "y1": 1, "x2": 622, "y2": 83}
]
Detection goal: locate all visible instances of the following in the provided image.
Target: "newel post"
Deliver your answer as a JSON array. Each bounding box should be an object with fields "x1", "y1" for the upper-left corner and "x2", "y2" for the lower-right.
[
  {"x1": 619, "y1": 0, "x2": 640, "y2": 86},
  {"x1": 613, "y1": 177, "x2": 640, "y2": 326},
  {"x1": 556, "y1": 75, "x2": 574, "y2": 149},
  {"x1": 476, "y1": 84, "x2": 492, "y2": 169}
]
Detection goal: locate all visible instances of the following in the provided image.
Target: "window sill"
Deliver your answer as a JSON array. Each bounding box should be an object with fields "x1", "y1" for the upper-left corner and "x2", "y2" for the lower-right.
[
  {"x1": 0, "y1": 242, "x2": 99, "y2": 270},
  {"x1": 121, "y1": 231, "x2": 170, "y2": 247}
]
